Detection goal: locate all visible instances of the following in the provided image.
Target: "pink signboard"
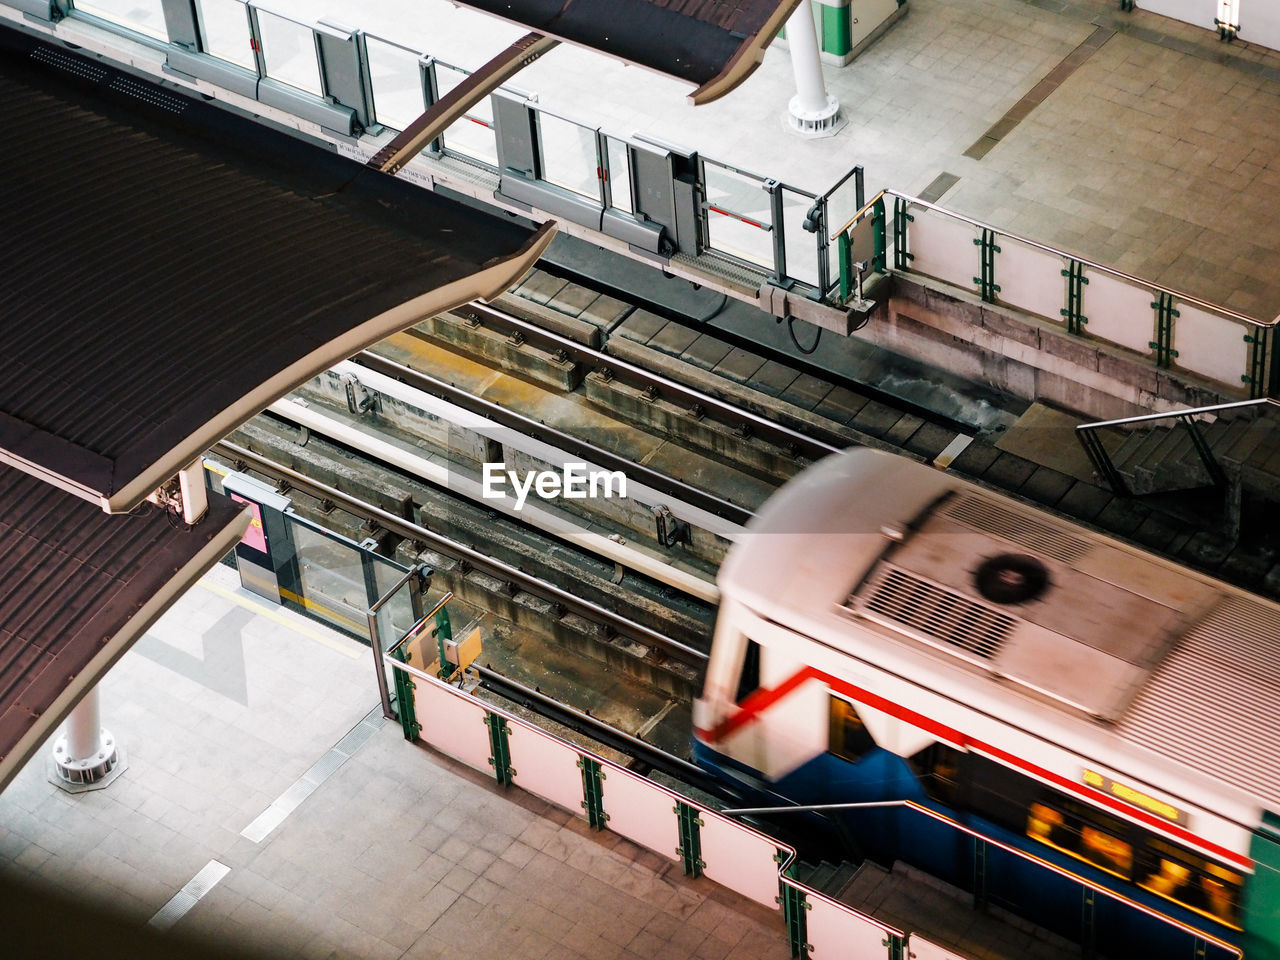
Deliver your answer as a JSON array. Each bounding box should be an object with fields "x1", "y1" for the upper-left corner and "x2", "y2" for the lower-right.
[{"x1": 229, "y1": 494, "x2": 267, "y2": 553}]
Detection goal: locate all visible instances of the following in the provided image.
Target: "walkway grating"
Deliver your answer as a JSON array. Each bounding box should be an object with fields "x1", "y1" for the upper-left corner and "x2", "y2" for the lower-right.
[{"x1": 147, "y1": 860, "x2": 230, "y2": 932}]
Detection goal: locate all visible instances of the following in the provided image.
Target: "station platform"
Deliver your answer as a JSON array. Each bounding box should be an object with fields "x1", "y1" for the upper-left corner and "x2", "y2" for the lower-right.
[
  {"x1": 252, "y1": 0, "x2": 1280, "y2": 320},
  {"x1": 0, "y1": 565, "x2": 781, "y2": 960}
]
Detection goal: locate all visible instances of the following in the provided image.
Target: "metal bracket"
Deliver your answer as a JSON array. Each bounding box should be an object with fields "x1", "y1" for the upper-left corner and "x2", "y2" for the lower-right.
[
  {"x1": 891, "y1": 196, "x2": 911, "y2": 271},
  {"x1": 973, "y1": 229, "x2": 1000, "y2": 303},
  {"x1": 1244, "y1": 327, "x2": 1270, "y2": 398},
  {"x1": 342, "y1": 373, "x2": 381, "y2": 418},
  {"x1": 1060, "y1": 259, "x2": 1089, "y2": 335},
  {"x1": 484, "y1": 712, "x2": 514, "y2": 786},
  {"x1": 577, "y1": 756, "x2": 607, "y2": 829},
  {"x1": 390, "y1": 648, "x2": 420, "y2": 742},
  {"x1": 777, "y1": 876, "x2": 811, "y2": 957},
  {"x1": 674, "y1": 802, "x2": 705, "y2": 877},
  {"x1": 1149, "y1": 291, "x2": 1179, "y2": 368},
  {"x1": 652, "y1": 504, "x2": 691, "y2": 548}
]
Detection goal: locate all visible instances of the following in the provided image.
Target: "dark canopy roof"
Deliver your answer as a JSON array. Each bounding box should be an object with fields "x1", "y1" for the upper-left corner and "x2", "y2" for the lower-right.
[
  {"x1": 456, "y1": 0, "x2": 802, "y2": 103},
  {"x1": 0, "y1": 466, "x2": 250, "y2": 793},
  {"x1": 0, "y1": 27, "x2": 553, "y2": 513}
]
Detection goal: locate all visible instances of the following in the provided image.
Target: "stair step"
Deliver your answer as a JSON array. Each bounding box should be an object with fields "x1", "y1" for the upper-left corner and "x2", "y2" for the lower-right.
[
  {"x1": 1217, "y1": 416, "x2": 1274, "y2": 467},
  {"x1": 805, "y1": 861, "x2": 839, "y2": 893},
  {"x1": 832, "y1": 860, "x2": 891, "y2": 909},
  {"x1": 827, "y1": 861, "x2": 861, "y2": 898},
  {"x1": 1109, "y1": 427, "x2": 1157, "y2": 469},
  {"x1": 1130, "y1": 428, "x2": 1213, "y2": 495},
  {"x1": 1113, "y1": 426, "x2": 1172, "y2": 472}
]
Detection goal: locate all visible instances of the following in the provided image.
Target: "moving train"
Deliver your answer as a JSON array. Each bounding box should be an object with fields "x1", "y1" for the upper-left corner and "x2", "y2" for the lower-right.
[{"x1": 693, "y1": 448, "x2": 1280, "y2": 958}]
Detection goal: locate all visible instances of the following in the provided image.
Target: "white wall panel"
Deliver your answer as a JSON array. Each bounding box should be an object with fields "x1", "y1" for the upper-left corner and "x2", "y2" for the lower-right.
[
  {"x1": 996, "y1": 239, "x2": 1068, "y2": 324},
  {"x1": 907, "y1": 934, "x2": 970, "y2": 960},
  {"x1": 906, "y1": 208, "x2": 981, "y2": 294},
  {"x1": 510, "y1": 724, "x2": 586, "y2": 815},
  {"x1": 602, "y1": 767, "x2": 681, "y2": 862},
  {"x1": 700, "y1": 812, "x2": 782, "y2": 908},
  {"x1": 1081, "y1": 269, "x2": 1157, "y2": 355},
  {"x1": 414, "y1": 676, "x2": 493, "y2": 771},
  {"x1": 1173, "y1": 302, "x2": 1251, "y2": 388},
  {"x1": 807, "y1": 894, "x2": 892, "y2": 959}
]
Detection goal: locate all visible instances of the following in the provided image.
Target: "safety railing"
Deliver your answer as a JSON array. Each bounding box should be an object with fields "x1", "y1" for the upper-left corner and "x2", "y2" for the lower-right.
[
  {"x1": 385, "y1": 654, "x2": 906, "y2": 959},
  {"x1": 1075, "y1": 397, "x2": 1279, "y2": 497},
  {"x1": 831, "y1": 190, "x2": 1278, "y2": 399}
]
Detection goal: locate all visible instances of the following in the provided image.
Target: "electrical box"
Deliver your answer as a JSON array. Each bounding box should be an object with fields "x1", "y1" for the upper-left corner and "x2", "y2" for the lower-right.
[{"x1": 443, "y1": 627, "x2": 482, "y2": 672}]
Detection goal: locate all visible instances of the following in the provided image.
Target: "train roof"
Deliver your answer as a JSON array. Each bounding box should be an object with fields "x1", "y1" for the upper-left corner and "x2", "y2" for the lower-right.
[{"x1": 720, "y1": 448, "x2": 1280, "y2": 812}]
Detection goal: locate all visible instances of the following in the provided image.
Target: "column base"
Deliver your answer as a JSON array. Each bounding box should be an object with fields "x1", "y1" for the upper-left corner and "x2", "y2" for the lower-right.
[
  {"x1": 49, "y1": 729, "x2": 126, "y2": 793},
  {"x1": 786, "y1": 94, "x2": 846, "y2": 138}
]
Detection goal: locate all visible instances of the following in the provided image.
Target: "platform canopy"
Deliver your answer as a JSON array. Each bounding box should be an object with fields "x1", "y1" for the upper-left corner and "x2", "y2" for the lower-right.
[
  {"x1": 454, "y1": 0, "x2": 803, "y2": 103},
  {"x1": 0, "y1": 467, "x2": 251, "y2": 793},
  {"x1": 0, "y1": 27, "x2": 554, "y2": 515}
]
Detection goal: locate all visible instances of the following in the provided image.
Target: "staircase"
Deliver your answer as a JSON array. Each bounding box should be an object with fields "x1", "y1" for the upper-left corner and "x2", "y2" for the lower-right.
[{"x1": 1078, "y1": 400, "x2": 1280, "y2": 535}]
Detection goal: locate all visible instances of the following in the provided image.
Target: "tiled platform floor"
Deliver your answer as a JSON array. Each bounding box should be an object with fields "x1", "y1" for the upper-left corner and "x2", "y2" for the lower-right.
[{"x1": 0, "y1": 564, "x2": 782, "y2": 960}]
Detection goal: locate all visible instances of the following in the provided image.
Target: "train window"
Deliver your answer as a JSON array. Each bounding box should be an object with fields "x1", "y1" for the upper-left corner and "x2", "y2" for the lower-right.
[
  {"x1": 1137, "y1": 838, "x2": 1243, "y2": 929},
  {"x1": 829, "y1": 697, "x2": 877, "y2": 762},
  {"x1": 908, "y1": 742, "x2": 963, "y2": 806},
  {"x1": 1026, "y1": 799, "x2": 1134, "y2": 880},
  {"x1": 735, "y1": 640, "x2": 761, "y2": 703}
]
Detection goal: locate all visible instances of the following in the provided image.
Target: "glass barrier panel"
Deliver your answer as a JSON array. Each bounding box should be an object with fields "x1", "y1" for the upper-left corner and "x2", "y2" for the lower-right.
[
  {"x1": 904, "y1": 207, "x2": 983, "y2": 291},
  {"x1": 413, "y1": 675, "x2": 494, "y2": 770},
  {"x1": 74, "y1": 0, "x2": 169, "y2": 40},
  {"x1": 365, "y1": 36, "x2": 425, "y2": 131},
  {"x1": 291, "y1": 522, "x2": 371, "y2": 640},
  {"x1": 510, "y1": 722, "x2": 586, "y2": 813},
  {"x1": 256, "y1": 8, "x2": 322, "y2": 96},
  {"x1": 537, "y1": 111, "x2": 601, "y2": 201},
  {"x1": 371, "y1": 555, "x2": 416, "y2": 655},
  {"x1": 1080, "y1": 269, "x2": 1158, "y2": 355},
  {"x1": 197, "y1": 0, "x2": 256, "y2": 70},
  {"x1": 806, "y1": 894, "x2": 892, "y2": 960},
  {"x1": 782, "y1": 187, "x2": 819, "y2": 287},
  {"x1": 605, "y1": 136, "x2": 633, "y2": 214},
  {"x1": 431, "y1": 62, "x2": 499, "y2": 167},
  {"x1": 704, "y1": 162, "x2": 773, "y2": 269},
  {"x1": 996, "y1": 238, "x2": 1069, "y2": 324},
  {"x1": 601, "y1": 766, "x2": 680, "y2": 861},
  {"x1": 699, "y1": 810, "x2": 782, "y2": 908},
  {"x1": 825, "y1": 173, "x2": 862, "y2": 244},
  {"x1": 1171, "y1": 303, "x2": 1251, "y2": 388}
]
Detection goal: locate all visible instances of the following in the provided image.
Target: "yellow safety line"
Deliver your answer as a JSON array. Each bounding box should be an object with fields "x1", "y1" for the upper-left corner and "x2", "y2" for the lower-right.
[{"x1": 197, "y1": 579, "x2": 362, "y2": 660}]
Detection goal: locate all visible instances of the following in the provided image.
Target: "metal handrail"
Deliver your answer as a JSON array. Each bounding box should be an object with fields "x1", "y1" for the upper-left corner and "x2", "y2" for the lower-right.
[
  {"x1": 856, "y1": 190, "x2": 1269, "y2": 328},
  {"x1": 1074, "y1": 398, "x2": 1280, "y2": 496}
]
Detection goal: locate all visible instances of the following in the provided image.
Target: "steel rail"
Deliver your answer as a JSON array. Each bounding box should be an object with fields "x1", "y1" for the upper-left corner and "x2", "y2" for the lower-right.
[
  {"x1": 445, "y1": 301, "x2": 848, "y2": 462},
  {"x1": 213, "y1": 441, "x2": 710, "y2": 670},
  {"x1": 352, "y1": 351, "x2": 755, "y2": 526}
]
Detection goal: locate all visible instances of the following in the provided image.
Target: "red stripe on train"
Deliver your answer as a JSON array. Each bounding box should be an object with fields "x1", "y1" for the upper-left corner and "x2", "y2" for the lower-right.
[{"x1": 698, "y1": 665, "x2": 1253, "y2": 870}]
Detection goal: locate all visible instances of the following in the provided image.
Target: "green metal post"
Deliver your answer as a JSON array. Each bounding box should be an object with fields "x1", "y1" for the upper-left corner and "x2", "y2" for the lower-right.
[
  {"x1": 675, "y1": 802, "x2": 705, "y2": 878},
  {"x1": 1149, "y1": 291, "x2": 1179, "y2": 368},
  {"x1": 578, "y1": 756, "x2": 607, "y2": 829},
  {"x1": 883, "y1": 933, "x2": 905, "y2": 960},
  {"x1": 1060, "y1": 259, "x2": 1089, "y2": 335},
  {"x1": 777, "y1": 878, "x2": 810, "y2": 958},
  {"x1": 484, "y1": 712, "x2": 514, "y2": 786},
  {"x1": 390, "y1": 648, "x2": 420, "y2": 742},
  {"x1": 891, "y1": 196, "x2": 911, "y2": 271},
  {"x1": 838, "y1": 231, "x2": 852, "y2": 302},
  {"x1": 435, "y1": 604, "x2": 454, "y2": 679},
  {"x1": 973, "y1": 228, "x2": 1001, "y2": 303},
  {"x1": 1244, "y1": 326, "x2": 1269, "y2": 398}
]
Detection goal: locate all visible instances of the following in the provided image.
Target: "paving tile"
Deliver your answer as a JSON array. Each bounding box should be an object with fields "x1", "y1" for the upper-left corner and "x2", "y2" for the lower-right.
[
  {"x1": 683, "y1": 334, "x2": 733, "y2": 370},
  {"x1": 777, "y1": 372, "x2": 833, "y2": 410},
  {"x1": 648, "y1": 322, "x2": 701, "y2": 355},
  {"x1": 712, "y1": 346, "x2": 766, "y2": 383},
  {"x1": 612, "y1": 308, "x2": 667, "y2": 343},
  {"x1": 546, "y1": 283, "x2": 603, "y2": 316},
  {"x1": 745, "y1": 359, "x2": 799, "y2": 397}
]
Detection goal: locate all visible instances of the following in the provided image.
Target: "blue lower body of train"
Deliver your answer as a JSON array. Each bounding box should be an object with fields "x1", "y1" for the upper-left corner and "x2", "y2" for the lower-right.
[{"x1": 694, "y1": 739, "x2": 1240, "y2": 960}]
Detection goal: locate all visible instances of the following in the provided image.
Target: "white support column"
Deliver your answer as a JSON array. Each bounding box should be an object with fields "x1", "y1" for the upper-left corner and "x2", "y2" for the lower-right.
[
  {"x1": 51, "y1": 686, "x2": 124, "y2": 790},
  {"x1": 785, "y1": 1, "x2": 845, "y2": 137},
  {"x1": 178, "y1": 458, "x2": 209, "y2": 524}
]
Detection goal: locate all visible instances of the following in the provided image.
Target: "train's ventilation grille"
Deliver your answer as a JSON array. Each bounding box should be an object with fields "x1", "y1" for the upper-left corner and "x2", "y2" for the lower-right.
[
  {"x1": 942, "y1": 494, "x2": 1090, "y2": 564},
  {"x1": 859, "y1": 567, "x2": 1016, "y2": 660}
]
